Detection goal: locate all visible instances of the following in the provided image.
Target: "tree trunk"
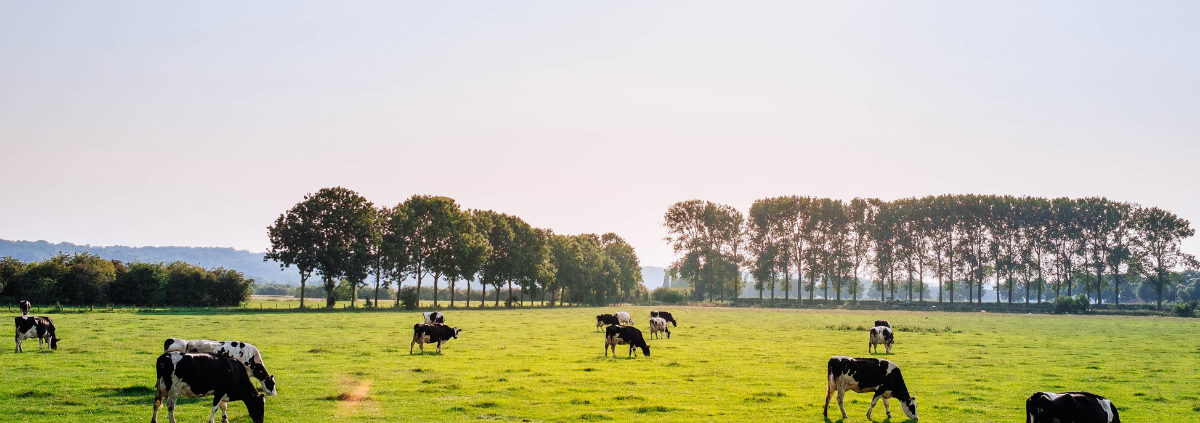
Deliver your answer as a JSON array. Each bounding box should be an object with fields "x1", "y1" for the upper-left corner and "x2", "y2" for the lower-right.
[
  {"x1": 467, "y1": 280, "x2": 471, "y2": 308},
  {"x1": 507, "y1": 281, "x2": 513, "y2": 307},
  {"x1": 433, "y1": 274, "x2": 441, "y2": 307},
  {"x1": 373, "y1": 268, "x2": 381, "y2": 308},
  {"x1": 495, "y1": 284, "x2": 501, "y2": 307},
  {"x1": 324, "y1": 275, "x2": 336, "y2": 309},
  {"x1": 450, "y1": 280, "x2": 456, "y2": 308},
  {"x1": 1114, "y1": 271, "x2": 1121, "y2": 306},
  {"x1": 481, "y1": 282, "x2": 486, "y2": 308},
  {"x1": 299, "y1": 272, "x2": 308, "y2": 309}
]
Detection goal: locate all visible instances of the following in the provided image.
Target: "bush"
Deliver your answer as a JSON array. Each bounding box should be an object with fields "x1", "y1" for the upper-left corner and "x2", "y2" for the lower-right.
[
  {"x1": 1172, "y1": 300, "x2": 1197, "y2": 317},
  {"x1": 1054, "y1": 294, "x2": 1090, "y2": 314},
  {"x1": 399, "y1": 286, "x2": 420, "y2": 310},
  {"x1": 652, "y1": 287, "x2": 686, "y2": 304}
]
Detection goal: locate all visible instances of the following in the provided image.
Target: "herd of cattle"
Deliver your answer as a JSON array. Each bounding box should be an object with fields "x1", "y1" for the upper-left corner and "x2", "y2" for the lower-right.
[{"x1": 12, "y1": 300, "x2": 1121, "y2": 422}]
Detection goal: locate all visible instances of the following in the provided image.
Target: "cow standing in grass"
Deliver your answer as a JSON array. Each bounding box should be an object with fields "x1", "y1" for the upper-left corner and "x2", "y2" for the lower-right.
[
  {"x1": 153, "y1": 352, "x2": 265, "y2": 423},
  {"x1": 14, "y1": 316, "x2": 59, "y2": 353},
  {"x1": 651, "y1": 311, "x2": 678, "y2": 327},
  {"x1": 824, "y1": 356, "x2": 917, "y2": 420},
  {"x1": 869, "y1": 326, "x2": 894, "y2": 354},
  {"x1": 411, "y1": 324, "x2": 462, "y2": 354},
  {"x1": 614, "y1": 311, "x2": 634, "y2": 325},
  {"x1": 596, "y1": 314, "x2": 619, "y2": 331},
  {"x1": 604, "y1": 325, "x2": 650, "y2": 358},
  {"x1": 422, "y1": 311, "x2": 445, "y2": 324},
  {"x1": 163, "y1": 339, "x2": 277, "y2": 396},
  {"x1": 1027, "y1": 391, "x2": 1120, "y2": 423},
  {"x1": 19, "y1": 300, "x2": 31, "y2": 316},
  {"x1": 648, "y1": 317, "x2": 670, "y2": 339}
]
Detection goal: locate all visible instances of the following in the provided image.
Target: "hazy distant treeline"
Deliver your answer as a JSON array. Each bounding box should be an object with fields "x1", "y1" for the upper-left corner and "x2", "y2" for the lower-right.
[
  {"x1": 0, "y1": 252, "x2": 253, "y2": 307},
  {"x1": 266, "y1": 187, "x2": 645, "y2": 309},
  {"x1": 666, "y1": 195, "x2": 1197, "y2": 309}
]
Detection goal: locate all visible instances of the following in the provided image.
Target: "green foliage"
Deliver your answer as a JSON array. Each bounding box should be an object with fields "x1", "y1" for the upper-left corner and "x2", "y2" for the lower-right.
[
  {"x1": 399, "y1": 286, "x2": 419, "y2": 310},
  {"x1": 651, "y1": 287, "x2": 685, "y2": 304},
  {"x1": 1053, "y1": 294, "x2": 1091, "y2": 314},
  {"x1": 0, "y1": 257, "x2": 250, "y2": 307},
  {"x1": 1172, "y1": 300, "x2": 1197, "y2": 317},
  {"x1": 253, "y1": 283, "x2": 295, "y2": 296},
  {"x1": 109, "y1": 262, "x2": 167, "y2": 305}
]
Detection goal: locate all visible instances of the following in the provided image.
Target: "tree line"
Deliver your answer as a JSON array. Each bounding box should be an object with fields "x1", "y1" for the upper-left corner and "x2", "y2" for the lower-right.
[
  {"x1": 665, "y1": 195, "x2": 1197, "y2": 310},
  {"x1": 0, "y1": 252, "x2": 253, "y2": 307},
  {"x1": 265, "y1": 187, "x2": 645, "y2": 309}
]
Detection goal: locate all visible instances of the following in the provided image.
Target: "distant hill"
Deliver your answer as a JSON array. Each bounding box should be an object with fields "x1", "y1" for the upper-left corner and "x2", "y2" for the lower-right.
[
  {"x1": 0, "y1": 239, "x2": 301, "y2": 284},
  {"x1": 1, "y1": 239, "x2": 663, "y2": 288}
]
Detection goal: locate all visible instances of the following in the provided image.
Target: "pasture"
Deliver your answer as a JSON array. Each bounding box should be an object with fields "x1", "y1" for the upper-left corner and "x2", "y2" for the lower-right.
[{"x1": 4, "y1": 307, "x2": 1198, "y2": 422}]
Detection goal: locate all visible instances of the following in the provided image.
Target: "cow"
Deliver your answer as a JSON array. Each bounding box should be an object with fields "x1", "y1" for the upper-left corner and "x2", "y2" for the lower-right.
[
  {"x1": 651, "y1": 310, "x2": 678, "y2": 327},
  {"x1": 19, "y1": 300, "x2": 31, "y2": 316},
  {"x1": 422, "y1": 311, "x2": 445, "y2": 324},
  {"x1": 869, "y1": 326, "x2": 895, "y2": 354},
  {"x1": 163, "y1": 339, "x2": 277, "y2": 396},
  {"x1": 604, "y1": 325, "x2": 650, "y2": 358},
  {"x1": 1027, "y1": 391, "x2": 1120, "y2": 423},
  {"x1": 874, "y1": 320, "x2": 890, "y2": 328},
  {"x1": 410, "y1": 324, "x2": 462, "y2": 354},
  {"x1": 648, "y1": 317, "x2": 670, "y2": 339},
  {"x1": 153, "y1": 352, "x2": 265, "y2": 423},
  {"x1": 825, "y1": 356, "x2": 918, "y2": 420},
  {"x1": 14, "y1": 316, "x2": 59, "y2": 353},
  {"x1": 614, "y1": 311, "x2": 634, "y2": 325},
  {"x1": 596, "y1": 314, "x2": 620, "y2": 331}
]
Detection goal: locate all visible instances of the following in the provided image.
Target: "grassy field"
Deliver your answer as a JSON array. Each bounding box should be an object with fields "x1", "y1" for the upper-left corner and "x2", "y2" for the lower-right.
[{"x1": 4, "y1": 307, "x2": 1198, "y2": 422}]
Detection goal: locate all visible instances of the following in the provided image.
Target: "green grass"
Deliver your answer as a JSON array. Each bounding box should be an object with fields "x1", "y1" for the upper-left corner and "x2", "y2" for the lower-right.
[{"x1": 3, "y1": 307, "x2": 1198, "y2": 422}]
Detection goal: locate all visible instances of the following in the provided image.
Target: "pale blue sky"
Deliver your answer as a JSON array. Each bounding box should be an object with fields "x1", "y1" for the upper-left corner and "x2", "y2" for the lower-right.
[{"x1": 2, "y1": 1, "x2": 1198, "y2": 267}]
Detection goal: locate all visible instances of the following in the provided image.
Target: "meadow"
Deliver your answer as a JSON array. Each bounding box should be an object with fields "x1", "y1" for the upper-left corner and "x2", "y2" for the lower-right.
[{"x1": 3, "y1": 306, "x2": 1199, "y2": 422}]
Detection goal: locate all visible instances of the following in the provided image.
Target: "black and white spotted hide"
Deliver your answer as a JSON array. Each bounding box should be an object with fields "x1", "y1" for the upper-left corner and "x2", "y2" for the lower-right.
[
  {"x1": 604, "y1": 325, "x2": 650, "y2": 358},
  {"x1": 422, "y1": 311, "x2": 445, "y2": 324},
  {"x1": 14, "y1": 316, "x2": 59, "y2": 353},
  {"x1": 19, "y1": 300, "x2": 31, "y2": 316},
  {"x1": 153, "y1": 352, "x2": 265, "y2": 423},
  {"x1": 649, "y1": 317, "x2": 670, "y2": 339},
  {"x1": 1027, "y1": 391, "x2": 1120, "y2": 423},
  {"x1": 869, "y1": 326, "x2": 894, "y2": 354},
  {"x1": 825, "y1": 356, "x2": 917, "y2": 420},
  {"x1": 163, "y1": 338, "x2": 277, "y2": 396},
  {"x1": 410, "y1": 324, "x2": 461, "y2": 354}
]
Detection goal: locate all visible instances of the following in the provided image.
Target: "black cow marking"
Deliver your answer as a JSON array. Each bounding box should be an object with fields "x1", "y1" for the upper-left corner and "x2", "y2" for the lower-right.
[
  {"x1": 605, "y1": 325, "x2": 650, "y2": 358},
  {"x1": 411, "y1": 324, "x2": 461, "y2": 354},
  {"x1": 1027, "y1": 391, "x2": 1119, "y2": 423},
  {"x1": 869, "y1": 326, "x2": 895, "y2": 354},
  {"x1": 153, "y1": 352, "x2": 265, "y2": 423},
  {"x1": 651, "y1": 311, "x2": 677, "y2": 327},
  {"x1": 596, "y1": 314, "x2": 619, "y2": 331},
  {"x1": 14, "y1": 316, "x2": 59, "y2": 353}
]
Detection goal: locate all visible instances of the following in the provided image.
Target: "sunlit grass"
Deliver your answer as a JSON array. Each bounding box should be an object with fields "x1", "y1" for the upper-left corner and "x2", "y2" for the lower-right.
[{"x1": 2, "y1": 306, "x2": 1197, "y2": 422}]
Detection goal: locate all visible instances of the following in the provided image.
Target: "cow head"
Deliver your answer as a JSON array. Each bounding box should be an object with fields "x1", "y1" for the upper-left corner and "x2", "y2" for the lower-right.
[
  {"x1": 50, "y1": 336, "x2": 60, "y2": 350},
  {"x1": 249, "y1": 360, "x2": 277, "y2": 396},
  {"x1": 453, "y1": 328, "x2": 462, "y2": 339},
  {"x1": 244, "y1": 393, "x2": 266, "y2": 423},
  {"x1": 163, "y1": 338, "x2": 186, "y2": 353},
  {"x1": 900, "y1": 397, "x2": 917, "y2": 420},
  {"x1": 262, "y1": 375, "x2": 277, "y2": 396},
  {"x1": 639, "y1": 345, "x2": 650, "y2": 357}
]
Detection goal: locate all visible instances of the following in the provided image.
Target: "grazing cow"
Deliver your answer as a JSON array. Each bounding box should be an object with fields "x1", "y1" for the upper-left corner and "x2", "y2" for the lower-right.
[
  {"x1": 423, "y1": 311, "x2": 445, "y2": 324},
  {"x1": 825, "y1": 356, "x2": 918, "y2": 420},
  {"x1": 19, "y1": 300, "x2": 31, "y2": 316},
  {"x1": 648, "y1": 317, "x2": 670, "y2": 339},
  {"x1": 604, "y1": 325, "x2": 650, "y2": 358},
  {"x1": 14, "y1": 316, "x2": 59, "y2": 353},
  {"x1": 614, "y1": 311, "x2": 634, "y2": 325},
  {"x1": 410, "y1": 324, "x2": 461, "y2": 354},
  {"x1": 874, "y1": 320, "x2": 890, "y2": 328},
  {"x1": 153, "y1": 352, "x2": 265, "y2": 423},
  {"x1": 1027, "y1": 391, "x2": 1120, "y2": 423},
  {"x1": 596, "y1": 314, "x2": 620, "y2": 331},
  {"x1": 163, "y1": 339, "x2": 277, "y2": 396},
  {"x1": 651, "y1": 311, "x2": 678, "y2": 327},
  {"x1": 869, "y1": 326, "x2": 895, "y2": 354}
]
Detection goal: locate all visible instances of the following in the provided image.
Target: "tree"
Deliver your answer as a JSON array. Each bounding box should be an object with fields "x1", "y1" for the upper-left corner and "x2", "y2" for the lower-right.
[
  {"x1": 1132, "y1": 207, "x2": 1198, "y2": 310},
  {"x1": 281, "y1": 187, "x2": 374, "y2": 308},
  {"x1": 664, "y1": 200, "x2": 743, "y2": 302},
  {"x1": 265, "y1": 196, "x2": 322, "y2": 309},
  {"x1": 393, "y1": 195, "x2": 477, "y2": 308}
]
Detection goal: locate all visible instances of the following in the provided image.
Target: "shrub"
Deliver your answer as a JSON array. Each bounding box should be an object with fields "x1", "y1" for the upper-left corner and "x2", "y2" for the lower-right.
[
  {"x1": 1054, "y1": 294, "x2": 1090, "y2": 314},
  {"x1": 652, "y1": 287, "x2": 685, "y2": 304},
  {"x1": 399, "y1": 286, "x2": 419, "y2": 310},
  {"x1": 1172, "y1": 300, "x2": 1197, "y2": 317}
]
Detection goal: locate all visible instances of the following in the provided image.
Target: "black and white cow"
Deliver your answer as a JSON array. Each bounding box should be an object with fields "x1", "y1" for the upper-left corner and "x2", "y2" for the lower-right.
[
  {"x1": 410, "y1": 323, "x2": 462, "y2": 354},
  {"x1": 874, "y1": 319, "x2": 890, "y2": 328},
  {"x1": 650, "y1": 310, "x2": 678, "y2": 327},
  {"x1": 825, "y1": 356, "x2": 918, "y2": 420},
  {"x1": 614, "y1": 311, "x2": 634, "y2": 325},
  {"x1": 604, "y1": 325, "x2": 650, "y2": 358},
  {"x1": 14, "y1": 316, "x2": 59, "y2": 353},
  {"x1": 596, "y1": 314, "x2": 620, "y2": 331},
  {"x1": 648, "y1": 317, "x2": 670, "y2": 339},
  {"x1": 153, "y1": 352, "x2": 265, "y2": 423},
  {"x1": 19, "y1": 300, "x2": 31, "y2": 316},
  {"x1": 163, "y1": 339, "x2": 277, "y2": 396},
  {"x1": 869, "y1": 326, "x2": 895, "y2": 354},
  {"x1": 422, "y1": 311, "x2": 445, "y2": 324},
  {"x1": 1027, "y1": 391, "x2": 1120, "y2": 423}
]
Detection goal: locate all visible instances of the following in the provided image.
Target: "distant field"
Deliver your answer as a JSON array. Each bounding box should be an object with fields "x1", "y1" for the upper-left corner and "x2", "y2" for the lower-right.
[{"x1": 4, "y1": 307, "x2": 1198, "y2": 422}]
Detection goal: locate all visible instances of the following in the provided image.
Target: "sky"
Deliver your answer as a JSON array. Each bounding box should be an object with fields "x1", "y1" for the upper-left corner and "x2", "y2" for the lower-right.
[{"x1": 2, "y1": 1, "x2": 1198, "y2": 268}]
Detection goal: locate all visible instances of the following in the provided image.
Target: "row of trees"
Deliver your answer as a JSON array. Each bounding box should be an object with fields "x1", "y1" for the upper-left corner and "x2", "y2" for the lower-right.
[
  {"x1": 665, "y1": 195, "x2": 1197, "y2": 309},
  {"x1": 265, "y1": 187, "x2": 645, "y2": 308},
  {"x1": 0, "y1": 253, "x2": 253, "y2": 307}
]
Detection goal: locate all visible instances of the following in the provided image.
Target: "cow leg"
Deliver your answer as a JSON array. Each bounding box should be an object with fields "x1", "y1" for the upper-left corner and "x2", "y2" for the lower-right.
[
  {"x1": 837, "y1": 390, "x2": 848, "y2": 419},
  {"x1": 208, "y1": 394, "x2": 223, "y2": 423},
  {"x1": 152, "y1": 391, "x2": 164, "y2": 423},
  {"x1": 219, "y1": 399, "x2": 229, "y2": 423},
  {"x1": 14, "y1": 334, "x2": 20, "y2": 353},
  {"x1": 666, "y1": 328, "x2": 670, "y2": 339},
  {"x1": 823, "y1": 382, "x2": 833, "y2": 417},
  {"x1": 866, "y1": 394, "x2": 881, "y2": 419},
  {"x1": 883, "y1": 397, "x2": 893, "y2": 418},
  {"x1": 437, "y1": 340, "x2": 443, "y2": 354},
  {"x1": 167, "y1": 397, "x2": 177, "y2": 423}
]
